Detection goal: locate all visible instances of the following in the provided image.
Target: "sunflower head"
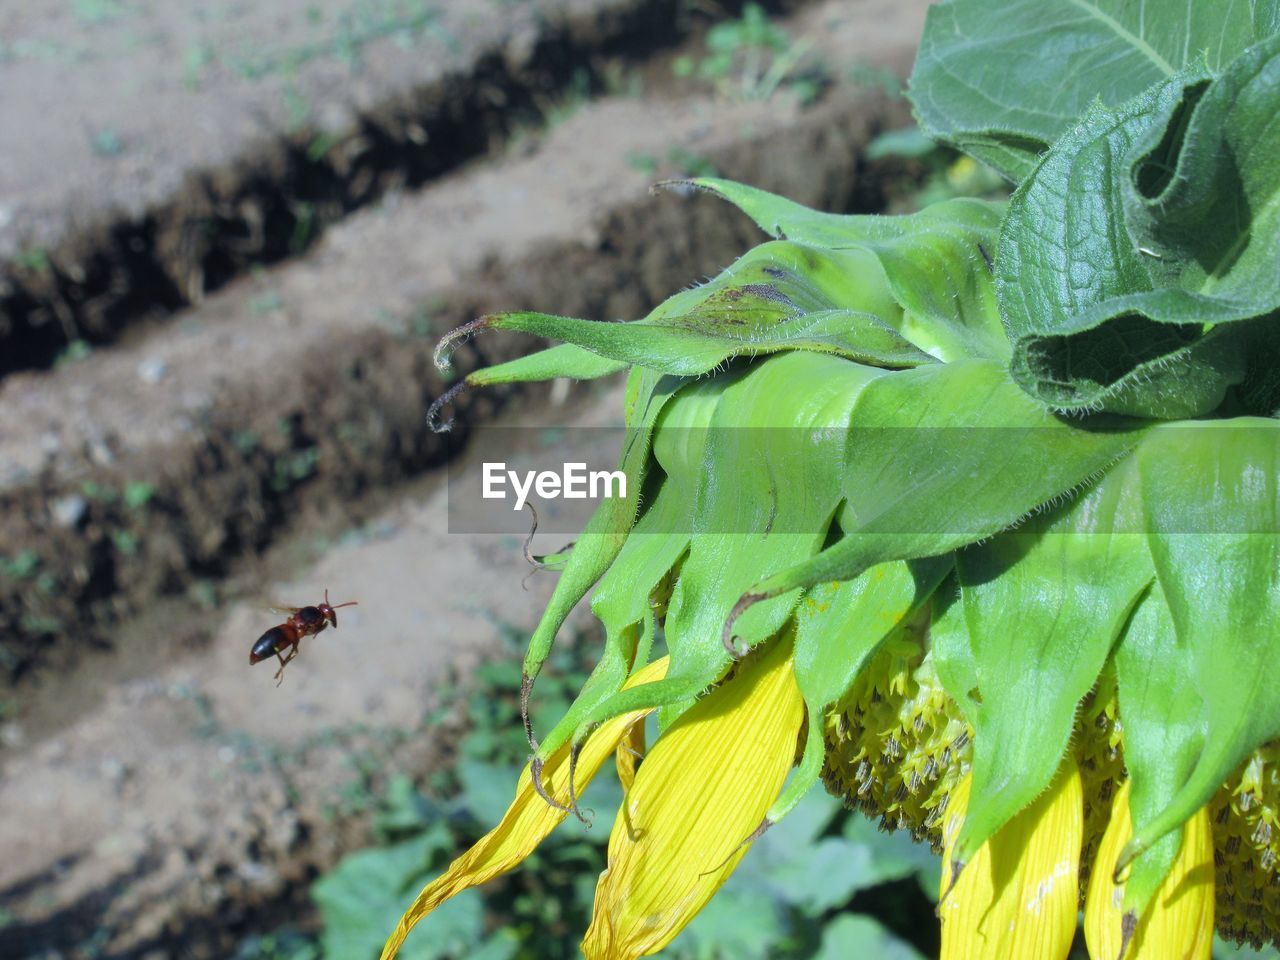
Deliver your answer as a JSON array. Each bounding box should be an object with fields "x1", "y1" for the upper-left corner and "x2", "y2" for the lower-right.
[{"x1": 381, "y1": 3, "x2": 1280, "y2": 957}]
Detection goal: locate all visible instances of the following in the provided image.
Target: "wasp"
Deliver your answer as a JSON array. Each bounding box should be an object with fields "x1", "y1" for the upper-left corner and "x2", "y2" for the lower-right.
[{"x1": 250, "y1": 589, "x2": 358, "y2": 684}]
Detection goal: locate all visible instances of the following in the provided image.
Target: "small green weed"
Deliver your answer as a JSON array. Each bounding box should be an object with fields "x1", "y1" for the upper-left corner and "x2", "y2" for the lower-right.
[
  {"x1": 847, "y1": 61, "x2": 905, "y2": 99},
  {"x1": 231, "y1": 429, "x2": 261, "y2": 455},
  {"x1": 90, "y1": 128, "x2": 125, "y2": 157},
  {"x1": 110, "y1": 530, "x2": 139, "y2": 556},
  {"x1": 673, "y1": 4, "x2": 824, "y2": 103},
  {"x1": 19, "y1": 613, "x2": 63, "y2": 635},
  {"x1": 72, "y1": 0, "x2": 126, "y2": 25},
  {"x1": 53, "y1": 340, "x2": 93, "y2": 368},
  {"x1": 665, "y1": 146, "x2": 718, "y2": 178},
  {"x1": 0, "y1": 550, "x2": 40, "y2": 579},
  {"x1": 270, "y1": 447, "x2": 321, "y2": 492},
  {"x1": 249, "y1": 291, "x2": 284, "y2": 314},
  {"x1": 225, "y1": 0, "x2": 440, "y2": 80},
  {"x1": 14, "y1": 248, "x2": 51, "y2": 274},
  {"x1": 80, "y1": 480, "x2": 117, "y2": 502},
  {"x1": 123, "y1": 481, "x2": 156, "y2": 510}
]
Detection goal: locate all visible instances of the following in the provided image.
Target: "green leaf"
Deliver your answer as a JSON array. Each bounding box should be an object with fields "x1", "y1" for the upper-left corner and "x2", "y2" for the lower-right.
[
  {"x1": 669, "y1": 883, "x2": 789, "y2": 960},
  {"x1": 530, "y1": 383, "x2": 719, "y2": 760},
  {"x1": 1002, "y1": 37, "x2": 1280, "y2": 417},
  {"x1": 792, "y1": 561, "x2": 949, "y2": 714},
  {"x1": 448, "y1": 235, "x2": 922, "y2": 386},
  {"x1": 467, "y1": 343, "x2": 628, "y2": 387},
  {"x1": 456, "y1": 759, "x2": 525, "y2": 827},
  {"x1": 683, "y1": 179, "x2": 1008, "y2": 362},
  {"x1": 929, "y1": 577, "x2": 979, "y2": 723},
  {"x1": 949, "y1": 458, "x2": 1154, "y2": 863},
  {"x1": 1112, "y1": 578, "x2": 1206, "y2": 916},
  {"x1": 740, "y1": 359, "x2": 1143, "y2": 606},
  {"x1": 910, "y1": 0, "x2": 1272, "y2": 181},
  {"x1": 812, "y1": 915, "x2": 925, "y2": 960},
  {"x1": 536, "y1": 351, "x2": 891, "y2": 759},
  {"x1": 521, "y1": 366, "x2": 684, "y2": 750},
  {"x1": 471, "y1": 306, "x2": 934, "y2": 376},
  {"x1": 314, "y1": 829, "x2": 483, "y2": 960},
  {"x1": 1123, "y1": 419, "x2": 1280, "y2": 867},
  {"x1": 1213, "y1": 935, "x2": 1280, "y2": 959}
]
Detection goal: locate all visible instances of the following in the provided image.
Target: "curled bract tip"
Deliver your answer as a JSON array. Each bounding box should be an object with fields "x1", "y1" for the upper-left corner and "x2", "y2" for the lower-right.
[
  {"x1": 529, "y1": 756, "x2": 572, "y2": 814},
  {"x1": 1113, "y1": 838, "x2": 1142, "y2": 882},
  {"x1": 566, "y1": 743, "x2": 594, "y2": 827},
  {"x1": 522, "y1": 502, "x2": 541, "y2": 568},
  {"x1": 649, "y1": 178, "x2": 701, "y2": 197},
  {"x1": 432, "y1": 315, "x2": 492, "y2": 372},
  {"x1": 427, "y1": 380, "x2": 469, "y2": 434},
  {"x1": 935, "y1": 857, "x2": 966, "y2": 917},
  {"x1": 722, "y1": 591, "x2": 766, "y2": 659},
  {"x1": 698, "y1": 817, "x2": 773, "y2": 877},
  {"x1": 1116, "y1": 910, "x2": 1137, "y2": 960}
]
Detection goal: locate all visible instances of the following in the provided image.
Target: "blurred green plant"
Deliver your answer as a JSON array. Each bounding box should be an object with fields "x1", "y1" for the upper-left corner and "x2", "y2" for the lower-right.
[{"x1": 672, "y1": 4, "x2": 825, "y2": 104}]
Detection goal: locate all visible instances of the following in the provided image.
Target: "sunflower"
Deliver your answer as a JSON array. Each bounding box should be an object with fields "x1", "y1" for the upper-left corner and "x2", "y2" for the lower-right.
[
  {"x1": 381, "y1": 6, "x2": 1280, "y2": 957},
  {"x1": 378, "y1": 177, "x2": 1280, "y2": 960}
]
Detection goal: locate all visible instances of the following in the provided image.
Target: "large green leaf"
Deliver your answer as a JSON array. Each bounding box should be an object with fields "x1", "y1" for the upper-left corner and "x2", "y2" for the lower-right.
[
  {"x1": 1122, "y1": 419, "x2": 1280, "y2": 868},
  {"x1": 947, "y1": 461, "x2": 1154, "y2": 864},
  {"x1": 526, "y1": 376, "x2": 721, "y2": 763},
  {"x1": 533, "y1": 351, "x2": 891, "y2": 762},
  {"x1": 1001, "y1": 37, "x2": 1280, "y2": 418},
  {"x1": 315, "y1": 828, "x2": 485, "y2": 960},
  {"x1": 516, "y1": 365, "x2": 683, "y2": 760},
  {"x1": 910, "y1": 0, "x2": 1275, "y2": 181},
  {"x1": 1112, "y1": 579, "x2": 1206, "y2": 917},
  {"x1": 734, "y1": 359, "x2": 1143, "y2": 613}
]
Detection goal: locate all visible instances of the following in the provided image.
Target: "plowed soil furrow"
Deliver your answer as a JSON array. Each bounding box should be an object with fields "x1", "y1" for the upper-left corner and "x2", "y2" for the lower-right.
[
  {"x1": 0, "y1": 0, "x2": 770, "y2": 375},
  {"x1": 0, "y1": 0, "x2": 922, "y2": 687},
  {"x1": 0, "y1": 0, "x2": 931, "y2": 956}
]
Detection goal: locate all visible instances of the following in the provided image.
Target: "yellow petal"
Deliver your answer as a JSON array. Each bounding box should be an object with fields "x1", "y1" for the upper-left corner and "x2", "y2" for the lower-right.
[
  {"x1": 380, "y1": 656, "x2": 670, "y2": 960},
  {"x1": 582, "y1": 637, "x2": 804, "y2": 960},
  {"x1": 1083, "y1": 780, "x2": 1214, "y2": 960},
  {"x1": 939, "y1": 760, "x2": 1083, "y2": 960}
]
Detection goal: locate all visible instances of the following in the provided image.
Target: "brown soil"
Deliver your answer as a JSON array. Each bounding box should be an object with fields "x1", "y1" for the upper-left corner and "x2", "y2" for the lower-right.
[
  {"x1": 0, "y1": 0, "x2": 932, "y2": 956},
  {"x1": 0, "y1": 0, "x2": 706, "y2": 373},
  {"x1": 0, "y1": 0, "x2": 921, "y2": 689},
  {"x1": 0, "y1": 391, "x2": 623, "y2": 959}
]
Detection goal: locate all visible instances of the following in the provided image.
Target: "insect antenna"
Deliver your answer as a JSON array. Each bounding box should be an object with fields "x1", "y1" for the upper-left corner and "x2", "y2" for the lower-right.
[{"x1": 323, "y1": 588, "x2": 359, "y2": 610}]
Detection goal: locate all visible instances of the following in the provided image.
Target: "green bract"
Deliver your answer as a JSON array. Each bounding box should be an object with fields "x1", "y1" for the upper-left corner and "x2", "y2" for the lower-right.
[{"x1": 423, "y1": 0, "x2": 1280, "y2": 948}]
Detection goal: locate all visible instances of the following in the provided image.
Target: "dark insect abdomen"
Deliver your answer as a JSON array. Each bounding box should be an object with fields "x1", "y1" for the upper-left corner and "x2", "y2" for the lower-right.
[{"x1": 251, "y1": 626, "x2": 289, "y2": 664}]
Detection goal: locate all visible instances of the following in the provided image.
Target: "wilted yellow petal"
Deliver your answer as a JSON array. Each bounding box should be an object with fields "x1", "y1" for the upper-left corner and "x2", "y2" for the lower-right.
[
  {"x1": 939, "y1": 761, "x2": 1083, "y2": 960},
  {"x1": 381, "y1": 656, "x2": 670, "y2": 960},
  {"x1": 615, "y1": 717, "x2": 646, "y2": 791},
  {"x1": 1084, "y1": 780, "x2": 1213, "y2": 960},
  {"x1": 582, "y1": 637, "x2": 804, "y2": 960}
]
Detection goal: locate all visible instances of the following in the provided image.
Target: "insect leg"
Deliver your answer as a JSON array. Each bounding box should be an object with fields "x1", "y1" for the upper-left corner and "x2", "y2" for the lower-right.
[{"x1": 274, "y1": 646, "x2": 299, "y2": 685}]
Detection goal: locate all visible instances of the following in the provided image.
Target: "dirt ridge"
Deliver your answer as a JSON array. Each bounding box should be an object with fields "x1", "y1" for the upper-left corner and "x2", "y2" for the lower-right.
[
  {"x1": 0, "y1": 1, "x2": 932, "y2": 954},
  {"x1": 0, "y1": 0, "x2": 810, "y2": 377},
  {"x1": 0, "y1": 82, "x2": 914, "y2": 684}
]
